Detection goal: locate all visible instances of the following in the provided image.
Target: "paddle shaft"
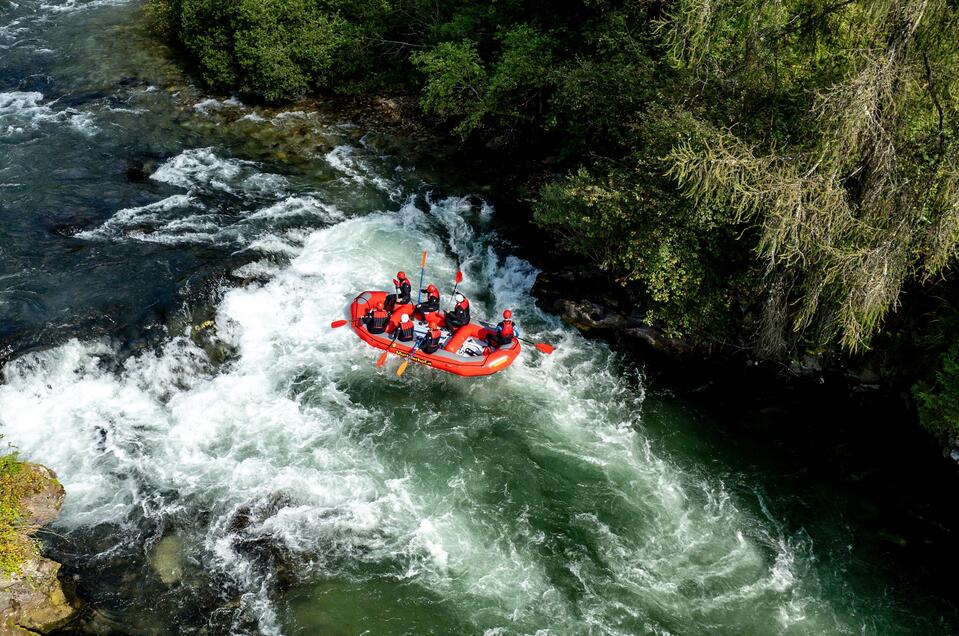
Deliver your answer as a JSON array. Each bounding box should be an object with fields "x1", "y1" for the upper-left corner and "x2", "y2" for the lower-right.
[
  {"x1": 377, "y1": 331, "x2": 400, "y2": 367},
  {"x1": 397, "y1": 335, "x2": 427, "y2": 376},
  {"x1": 448, "y1": 270, "x2": 462, "y2": 310},
  {"x1": 448, "y1": 283, "x2": 459, "y2": 310},
  {"x1": 415, "y1": 251, "x2": 427, "y2": 306},
  {"x1": 477, "y1": 319, "x2": 553, "y2": 353}
]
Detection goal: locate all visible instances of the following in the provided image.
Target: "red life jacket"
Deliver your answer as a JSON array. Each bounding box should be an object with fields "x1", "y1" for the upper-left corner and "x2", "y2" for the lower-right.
[
  {"x1": 499, "y1": 320, "x2": 514, "y2": 338},
  {"x1": 368, "y1": 309, "x2": 389, "y2": 333},
  {"x1": 422, "y1": 327, "x2": 442, "y2": 353},
  {"x1": 397, "y1": 321, "x2": 414, "y2": 341}
]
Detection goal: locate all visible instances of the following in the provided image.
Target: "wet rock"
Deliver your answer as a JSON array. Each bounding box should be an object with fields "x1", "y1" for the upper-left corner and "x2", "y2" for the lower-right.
[
  {"x1": 125, "y1": 158, "x2": 158, "y2": 182},
  {"x1": 370, "y1": 96, "x2": 402, "y2": 123},
  {"x1": 0, "y1": 465, "x2": 79, "y2": 635},
  {"x1": 533, "y1": 267, "x2": 695, "y2": 363},
  {"x1": 226, "y1": 494, "x2": 303, "y2": 590},
  {"x1": 0, "y1": 556, "x2": 76, "y2": 635},
  {"x1": 17, "y1": 465, "x2": 64, "y2": 528},
  {"x1": 227, "y1": 493, "x2": 294, "y2": 536},
  {"x1": 48, "y1": 221, "x2": 93, "y2": 237},
  {"x1": 845, "y1": 363, "x2": 881, "y2": 386},
  {"x1": 149, "y1": 535, "x2": 185, "y2": 585},
  {"x1": 622, "y1": 326, "x2": 692, "y2": 358}
]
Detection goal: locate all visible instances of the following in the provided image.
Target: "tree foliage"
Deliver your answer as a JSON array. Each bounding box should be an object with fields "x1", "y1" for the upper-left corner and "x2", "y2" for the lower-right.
[
  {"x1": 915, "y1": 340, "x2": 959, "y2": 435},
  {"x1": 152, "y1": 0, "x2": 959, "y2": 357},
  {"x1": 667, "y1": 0, "x2": 959, "y2": 353}
]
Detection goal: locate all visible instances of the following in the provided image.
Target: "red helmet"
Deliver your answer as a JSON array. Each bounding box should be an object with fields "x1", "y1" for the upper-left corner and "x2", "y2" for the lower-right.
[
  {"x1": 427, "y1": 284, "x2": 439, "y2": 294},
  {"x1": 397, "y1": 271, "x2": 407, "y2": 280},
  {"x1": 376, "y1": 302, "x2": 384, "y2": 310},
  {"x1": 503, "y1": 309, "x2": 512, "y2": 319}
]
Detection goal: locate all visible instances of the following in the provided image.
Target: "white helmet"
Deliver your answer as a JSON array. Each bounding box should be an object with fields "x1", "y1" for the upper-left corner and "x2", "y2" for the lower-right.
[
  {"x1": 454, "y1": 293, "x2": 465, "y2": 303},
  {"x1": 400, "y1": 313, "x2": 410, "y2": 323}
]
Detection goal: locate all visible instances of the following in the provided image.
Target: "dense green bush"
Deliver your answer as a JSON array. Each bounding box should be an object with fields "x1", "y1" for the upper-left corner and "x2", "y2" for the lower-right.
[
  {"x1": 915, "y1": 341, "x2": 959, "y2": 436},
  {"x1": 155, "y1": 0, "x2": 367, "y2": 100}
]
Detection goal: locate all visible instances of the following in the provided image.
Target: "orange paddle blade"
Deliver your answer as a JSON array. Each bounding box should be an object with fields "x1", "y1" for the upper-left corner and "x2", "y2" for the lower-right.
[
  {"x1": 420, "y1": 250, "x2": 428, "y2": 267},
  {"x1": 376, "y1": 351, "x2": 389, "y2": 367},
  {"x1": 330, "y1": 319, "x2": 348, "y2": 328},
  {"x1": 535, "y1": 343, "x2": 555, "y2": 354}
]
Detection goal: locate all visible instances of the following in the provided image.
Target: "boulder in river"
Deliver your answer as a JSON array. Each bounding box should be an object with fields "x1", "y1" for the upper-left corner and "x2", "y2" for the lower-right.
[
  {"x1": 0, "y1": 464, "x2": 79, "y2": 635},
  {"x1": 148, "y1": 535, "x2": 185, "y2": 586}
]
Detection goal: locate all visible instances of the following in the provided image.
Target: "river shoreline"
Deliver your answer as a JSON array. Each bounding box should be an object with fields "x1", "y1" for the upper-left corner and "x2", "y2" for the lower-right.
[{"x1": 0, "y1": 463, "x2": 78, "y2": 635}]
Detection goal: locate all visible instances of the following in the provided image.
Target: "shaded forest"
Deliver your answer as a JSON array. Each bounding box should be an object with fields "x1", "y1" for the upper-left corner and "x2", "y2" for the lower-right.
[{"x1": 150, "y1": 0, "x2": 959, "y2": 435}]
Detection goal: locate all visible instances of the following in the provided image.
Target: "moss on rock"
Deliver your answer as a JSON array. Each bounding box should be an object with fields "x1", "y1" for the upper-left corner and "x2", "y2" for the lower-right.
[{"x1": 0, "y1": 457, "x2": 77, "y2": 634}]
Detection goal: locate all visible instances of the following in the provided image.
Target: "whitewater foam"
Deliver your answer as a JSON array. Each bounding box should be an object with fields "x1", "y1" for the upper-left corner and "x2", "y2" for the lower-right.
[
  {"x1": 2, "y1": 140, "x2": 865, "y2": 633},
  {"x1": 0, "y1": 91, "x2": 97, "y2": 139}
]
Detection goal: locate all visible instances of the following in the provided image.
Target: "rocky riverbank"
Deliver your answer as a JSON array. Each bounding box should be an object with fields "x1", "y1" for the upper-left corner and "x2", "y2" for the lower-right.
[{"x1": 0, "y1": 463, "x2": 78, "y2": 635}]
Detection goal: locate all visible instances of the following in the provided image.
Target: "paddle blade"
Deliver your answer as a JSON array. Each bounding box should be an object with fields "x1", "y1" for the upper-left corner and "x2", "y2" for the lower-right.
[
  {"x1": 396, "y1": 360, "x2": 410, "y2": 376},
  {"x1": 330, "y1": 319, "x2": 348, "y2": 328},
  {"x1": 376, "y1": 351, "x2": 389, "y2": 368},
  {"x1": 535, "y1": 343, "x2": 555, "y2": 354},
  {"x1": 455, "y1": 270, "x2": 463, "y2": 284},
  {"x1": 420, "y1": 250, "x2": 428, "y2": 267}
]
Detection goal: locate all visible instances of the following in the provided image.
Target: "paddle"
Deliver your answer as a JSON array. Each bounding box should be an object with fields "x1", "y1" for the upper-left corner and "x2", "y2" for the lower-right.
[
  {"x1": 396, "y1": 335, "x2": 426, "y2": 377},
  {"x1": 449, "y1": 269, "x2": 463, "y2": 308},
  {"x1": 376, "y1": 331, "x2": 399, "y2": 367},
  {"x1": 330, "y1": 318, "x2": 361, "y2": 329},
  {"x1": 415, "y1": 250, "x2": 427, "y2": 305},
  {"x1": 519, "y1": 336, "x2": 555, "y2": 355},
  {"x1": 477, "y1": 319, "x2": 555, "y2": 354}
]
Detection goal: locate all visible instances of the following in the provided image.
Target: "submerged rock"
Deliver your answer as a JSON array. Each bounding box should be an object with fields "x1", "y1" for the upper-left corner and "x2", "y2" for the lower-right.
[
  {"x1": 149, "y1": 535, "x2": 185, "y2": 585},
  {"x1": 0, "y1": 464, "x2": 78, "y2": 635}
]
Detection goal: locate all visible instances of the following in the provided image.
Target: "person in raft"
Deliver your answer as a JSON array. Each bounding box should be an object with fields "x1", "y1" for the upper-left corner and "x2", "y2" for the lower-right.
[
  {"x1": 386, "y1": 271, "x2": 411, "y2": 311},
  {"x1": 415, "y1": 283, "x2": 440, "y2": 319},
  {"x1": 420, "y1": 314, "x2": 443, "y2": 354},
  {"x1": 396, "y1": 313, "x2": 415, "y2": 342},
  {"x1": 486, "y1": 309, "x2": 517, "y2": 349},
  {"x1": 363, "y1": 302, "x2": 390, "y2": 335},
  {"x1": 444, "y1": 293, "x2": 471, "y2": 331}
]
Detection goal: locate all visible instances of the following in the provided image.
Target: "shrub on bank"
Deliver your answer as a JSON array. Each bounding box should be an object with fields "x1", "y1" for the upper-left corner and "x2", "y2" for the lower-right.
[
  {"x1": 0, "y1": 447, "x2": 45, "y2": 574},
  {"x1": 915, "y1": 342, "x2": 959, "y2": 436}
]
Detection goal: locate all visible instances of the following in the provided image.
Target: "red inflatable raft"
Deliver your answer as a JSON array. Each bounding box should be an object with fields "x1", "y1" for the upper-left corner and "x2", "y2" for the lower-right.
[{"x1": 349, "y1": 291, "x2": 521, "y2": 377}]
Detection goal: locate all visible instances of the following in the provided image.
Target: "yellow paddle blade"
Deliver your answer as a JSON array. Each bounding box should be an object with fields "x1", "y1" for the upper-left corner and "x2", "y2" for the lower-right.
[{"x1": 396, "y1": 360, "x2": 410, "y2": 376}]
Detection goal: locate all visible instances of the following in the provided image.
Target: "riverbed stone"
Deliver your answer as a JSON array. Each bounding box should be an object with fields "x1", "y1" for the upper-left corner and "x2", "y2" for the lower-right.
[
  {"x1": 0, "y1": 557, "x2": 76, "y2": 635},
  {"x1": 0, "y1": 464, "x2": 78, "y2": 635},
  {"x1": 149, "y1": 535, "x2": 185, "y2": 585}
]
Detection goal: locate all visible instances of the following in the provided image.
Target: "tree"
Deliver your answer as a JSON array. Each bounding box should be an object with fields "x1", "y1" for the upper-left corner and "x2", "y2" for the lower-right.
[{"x1": 666, "y1": 0, "x2": 959, "y2": 354}]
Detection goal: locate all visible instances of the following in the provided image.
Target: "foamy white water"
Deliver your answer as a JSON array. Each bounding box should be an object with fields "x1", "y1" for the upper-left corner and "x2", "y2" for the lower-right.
[
  {"x1": 0, "y1": 91, "x2": 95, "y2": 138},
  {"x1": 0, "y1": 140, "x2": 866, "y2": 633}
]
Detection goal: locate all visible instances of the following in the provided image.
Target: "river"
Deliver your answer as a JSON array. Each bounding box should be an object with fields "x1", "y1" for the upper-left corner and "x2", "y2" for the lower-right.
[{"x1": 2, "y1": 1, "x2": 959, "y2": 634}]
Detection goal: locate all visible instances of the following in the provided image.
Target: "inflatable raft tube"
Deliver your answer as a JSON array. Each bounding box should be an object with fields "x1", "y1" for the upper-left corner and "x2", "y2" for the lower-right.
[{"x1": 349, "y1": 291, "x2": 521, "y2": 377}]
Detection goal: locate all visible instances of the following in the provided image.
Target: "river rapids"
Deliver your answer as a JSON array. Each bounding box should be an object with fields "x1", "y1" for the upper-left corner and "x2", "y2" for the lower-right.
[{"x1": 1, "y1": 1, "x2": 958, "y2": 634}]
